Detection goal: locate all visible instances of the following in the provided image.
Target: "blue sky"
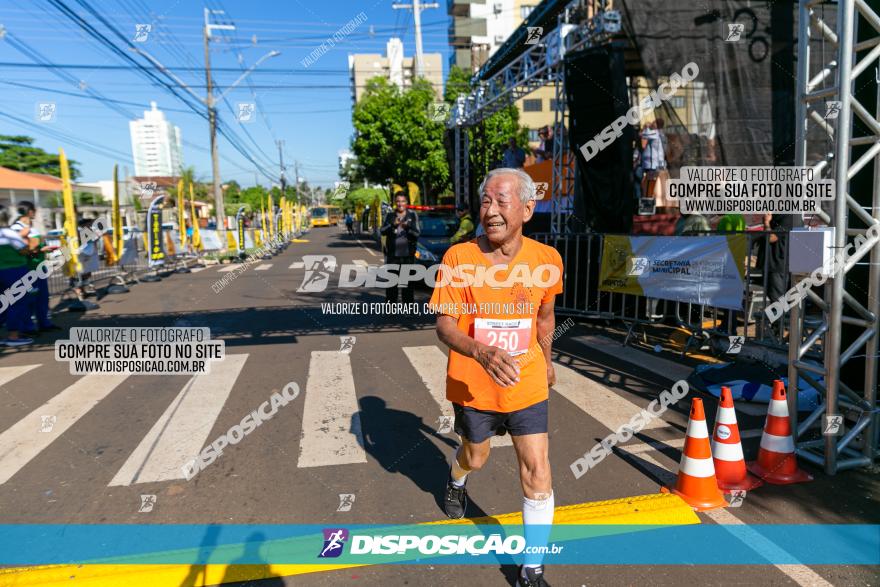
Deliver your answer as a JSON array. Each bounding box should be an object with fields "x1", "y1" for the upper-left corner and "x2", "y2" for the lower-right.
[{"x1": 0, "y1": 0, "x2": 450, "y2": 187}]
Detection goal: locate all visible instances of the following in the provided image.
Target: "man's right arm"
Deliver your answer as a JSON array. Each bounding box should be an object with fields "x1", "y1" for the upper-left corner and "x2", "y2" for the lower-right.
[
  {"x1": 379, "y1": 213, "x2": 394, "y2": 235},
  {"x1": 436, "y1": 315, "x2": 520, "y2": 387}
]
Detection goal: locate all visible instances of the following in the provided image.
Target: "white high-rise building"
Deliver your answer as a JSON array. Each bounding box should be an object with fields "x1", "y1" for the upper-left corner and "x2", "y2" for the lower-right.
[{"x1": 129, "y1": 101, "x2": 183, "y2": 177}]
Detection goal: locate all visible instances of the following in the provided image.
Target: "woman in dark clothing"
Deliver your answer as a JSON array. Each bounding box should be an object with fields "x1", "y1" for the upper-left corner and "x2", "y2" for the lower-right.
[{"x1": 379, "y1": 192, "x2": 420, "y2": 303}]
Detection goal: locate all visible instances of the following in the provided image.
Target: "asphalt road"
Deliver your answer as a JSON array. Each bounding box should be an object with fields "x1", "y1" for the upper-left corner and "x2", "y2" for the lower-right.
[{"x1": 0, "y1": 226, "x2": 875, "y2": 587}]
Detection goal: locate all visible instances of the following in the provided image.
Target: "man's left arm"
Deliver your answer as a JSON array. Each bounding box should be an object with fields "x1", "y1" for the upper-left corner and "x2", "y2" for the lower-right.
[{"x1": 536, "y1": 297, "x2": 556, "y2": 387}]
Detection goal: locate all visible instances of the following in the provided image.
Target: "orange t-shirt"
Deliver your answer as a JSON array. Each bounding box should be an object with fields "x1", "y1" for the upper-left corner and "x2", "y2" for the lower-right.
[{"x1": 429, "y1": 237, "x2": 564, "y2": 412}]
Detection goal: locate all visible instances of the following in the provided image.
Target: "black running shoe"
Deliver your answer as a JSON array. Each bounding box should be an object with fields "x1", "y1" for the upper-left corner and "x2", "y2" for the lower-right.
[
  {"x1": 443, "y1": 480, "x2": 467, "y2": 519},
  {"x1": 517, "y1": 565, "x2": 550, "y2": 587}
]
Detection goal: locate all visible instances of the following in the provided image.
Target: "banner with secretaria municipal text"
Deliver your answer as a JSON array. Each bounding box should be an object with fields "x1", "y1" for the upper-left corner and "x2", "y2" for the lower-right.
[{"x1": 598, "y1": 235, "x2": 747, "y2": 310}]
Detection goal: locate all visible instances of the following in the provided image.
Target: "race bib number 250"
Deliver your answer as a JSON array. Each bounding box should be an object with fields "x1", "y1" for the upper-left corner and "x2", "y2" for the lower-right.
[{"x1": 473, "y1": 318, "x2": 531, "y2": 356}]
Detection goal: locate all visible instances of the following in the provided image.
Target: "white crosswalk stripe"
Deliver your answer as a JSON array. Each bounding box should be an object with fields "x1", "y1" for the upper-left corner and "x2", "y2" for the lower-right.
[
  {"x1": 552, "y1": 362, "x2": 667, "y2": 432},
  {"x1": 0, "y1": 343, "x2": 715, "y2": 488},
  {"x1": 0, "y1": 364, "x2": 40, "y2": 387},
  {"x1": 254, "y1": 264, "x2": 272, "y2": 271},
  {"x1": 189, "y1": 267, "x2": 206, "y2": 273},
  {"x1": 109, "y1": 354, "x2": 248, "y2": 486},
  {"x1": 298, "y1": 351, "x2": 367, "y2": 468},
  {"x1": 403, "y1": 346, "x2": 512, "y2": 447},
  {"x1": 288, "y1": 261, "x2": 304, "y2": 269},
  {"x1": 0, "y1": 373, "x2": 129, "y2": 484},
  {"x1": 217, "y1": 265, "x2": 239, "y2": 273},
  {"x1": 353, "y1": 259, "x2": 369, "y2": 268}
]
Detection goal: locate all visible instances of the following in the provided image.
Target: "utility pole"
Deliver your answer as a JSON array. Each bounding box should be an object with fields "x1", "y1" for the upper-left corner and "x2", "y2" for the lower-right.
[
  {"x1": 392, "y1": 0, "x2": 439, "y2": 78},
  {"x1": 204, "y1": 9, "x2": 234, "y2": 235},
  {"x1": 293, "y1": 160, "x2": 299, "y2": 203},
  {"x1": 129, "y1": 12, "x2": 278, "y2": 243},
  {"x1": 276, "y1": 139, "x2": 286, "y2": 194}
]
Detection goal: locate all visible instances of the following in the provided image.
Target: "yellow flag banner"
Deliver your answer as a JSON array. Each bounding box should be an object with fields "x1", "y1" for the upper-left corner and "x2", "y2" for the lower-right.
[
  {"x1": 280, "y1": 197, "x2": 287, "y2": 237},
  {"x1": 58, "y1": 148, "x2": 81, "y2": 276},
  {"x1": 267, "y1": 194, "x2": 274, "y2": 239},
  {"x1": 370, "y1": 197, "x2": 380, "y2": 232},
  {"x1": 102, "y1": 233, "x2": 118, "y2": 265},
  {"x1": 165, "y1": 231, "x2": 176, "y2": 256},
  {"x1": 177, "y1": 178, "x2": 186, "y2": 250},
  {"x1": 112, "y1": 164, "x2": 123, "y2": 262},
  {"x1": 189, "y1": 184, "x2": 202, "y2": 251},
  {"x1": 408, "y1": 181, "x2": 420, "y2": 206}
]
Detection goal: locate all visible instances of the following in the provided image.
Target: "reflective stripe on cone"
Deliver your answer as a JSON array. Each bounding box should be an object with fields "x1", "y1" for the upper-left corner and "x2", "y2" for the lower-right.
[
  {"x1": 712, "y1": 386, "x2": 763, "y2": 492},
  {"x1": 662, "y1": 397, "x2": 727, "y2": 511}
]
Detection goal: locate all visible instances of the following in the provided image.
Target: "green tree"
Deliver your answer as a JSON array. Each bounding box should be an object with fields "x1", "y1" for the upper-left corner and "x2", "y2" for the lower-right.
[
  {"x1": 339, "y1": 155, "x2": 365, "y2": 186},
  {"x1": 169, "y1": 166, "x2": 212, "y2": 214},
  {"x1": 342, "y1": 187, "x2": 388, "y2": 210},
  {"x1": 224, "y1": 180, "x2": 242, "y2": 202},
  {"x1": 238, "y1": 185, "x2": 270, "y2": 212},
  {"x1": 352, "y1": 77, "x2": 449, "y2": 201},
  {"x1": 0, "y1": 135, "x2": 81, "y2": 179},
  {"x1": 443, "y1": 65, "x2": 472, "y2": 104}
]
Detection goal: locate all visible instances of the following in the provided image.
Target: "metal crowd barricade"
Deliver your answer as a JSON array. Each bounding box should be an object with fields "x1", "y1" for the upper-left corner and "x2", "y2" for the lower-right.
[
  {"x1": 44, "y1": 227, "x2": 196, "y2": 298},
  {"x1": 530, "y1": 230, "x2": 790, "y2": 355}
]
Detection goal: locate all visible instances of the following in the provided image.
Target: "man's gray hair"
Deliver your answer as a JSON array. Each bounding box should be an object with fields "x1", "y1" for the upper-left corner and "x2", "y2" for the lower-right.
[{"x1": 478, "y1": 168, "x2": 536, "y2": 205}]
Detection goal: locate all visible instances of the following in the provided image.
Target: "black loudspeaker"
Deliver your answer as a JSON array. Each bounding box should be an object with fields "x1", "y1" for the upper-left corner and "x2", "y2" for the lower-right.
[{"x1": 565, "y1": 44, "x2": 635, "y2": 233}]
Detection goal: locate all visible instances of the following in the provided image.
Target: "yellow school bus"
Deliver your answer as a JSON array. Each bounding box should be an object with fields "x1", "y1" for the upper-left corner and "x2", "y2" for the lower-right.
[{"x1": 310, "y1": 205, "x2": 342, "y2": 227}]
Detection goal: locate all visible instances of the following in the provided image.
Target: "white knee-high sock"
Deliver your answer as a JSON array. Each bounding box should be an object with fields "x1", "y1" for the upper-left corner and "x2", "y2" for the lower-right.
[
  {"x1": 522, "y1": 491, "x2": 554, "y2": 569},
  {"x1": 450, "y1": 450, "x2": 471, "y2": 487}
]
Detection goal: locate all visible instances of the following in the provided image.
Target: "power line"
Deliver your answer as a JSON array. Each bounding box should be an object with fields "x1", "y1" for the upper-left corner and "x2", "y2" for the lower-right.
[
  {"x1": 0, "y1": 62, "x2": 445, "y2": 74},
  {"x1": 45, "y1": 0, "x2": 277, "y2": 182},
  {"x1": 0, "y1": 111, "x2": 133, "y2": 162}
]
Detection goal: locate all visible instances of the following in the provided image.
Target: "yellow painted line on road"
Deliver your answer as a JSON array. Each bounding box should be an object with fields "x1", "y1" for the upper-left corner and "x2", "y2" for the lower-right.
[
  {"x1": 291, "y1": 239, "x2": 309, "y2": 243},
  {"x1": 0, "y1": 493, "x2": 697, "y2": 586},
  {"x1": 432, "y1": 492, "x2": 699, "y2": 527}
]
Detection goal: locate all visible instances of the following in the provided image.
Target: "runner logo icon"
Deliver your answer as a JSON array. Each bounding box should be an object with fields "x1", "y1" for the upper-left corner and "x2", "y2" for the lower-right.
[
  {"x1": 319, "y1": 528, "x2": 349, "y2": 558},
  {"x1": 298, "y1": 255, "x2": 336, "y2": 292}
]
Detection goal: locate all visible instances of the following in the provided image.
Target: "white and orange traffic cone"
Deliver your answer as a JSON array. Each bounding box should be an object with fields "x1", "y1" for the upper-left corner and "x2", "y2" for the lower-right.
[
  {"x1": 747, "y1": 380, "x2": 813, "y2": 485},
  {"x1": 712, "y1": 386, "x2": 763, "y2": 492},
  {"x1": 662, "y1": 397, "x2": 727, "y2": 511}
]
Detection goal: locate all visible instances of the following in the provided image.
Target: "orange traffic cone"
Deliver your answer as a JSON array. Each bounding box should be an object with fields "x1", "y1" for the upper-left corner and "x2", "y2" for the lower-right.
[
  {"x1": 662, "y1": 397, "x2": 727, "y2": 511},
  {"x1": 712, "y1": 386, "x2": 763, "y2": 492},
  {"x1": 747, "y1": 380, "x2": 813, "y2": 485}
]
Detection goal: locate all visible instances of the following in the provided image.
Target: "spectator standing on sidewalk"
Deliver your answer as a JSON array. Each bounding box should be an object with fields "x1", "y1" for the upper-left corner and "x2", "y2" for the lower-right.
[
  {"x1": 0, "y1": 207, "x2": 36, "y2": 346},
  {"x1": 380, "y1": 192, "x2": 420, "y2": 304},
  {"x1": 11, "y1": 201, "x2": 60, "y2": 333}
]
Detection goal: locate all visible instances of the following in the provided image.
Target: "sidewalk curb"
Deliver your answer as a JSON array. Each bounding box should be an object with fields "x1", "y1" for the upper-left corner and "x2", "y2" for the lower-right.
[{"x1": 0, "y1": 494, "x2": 698, "y2": 586}]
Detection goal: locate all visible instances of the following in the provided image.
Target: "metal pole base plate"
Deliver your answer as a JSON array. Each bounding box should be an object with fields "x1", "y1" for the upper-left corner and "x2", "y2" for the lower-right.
[{"x1": 68, "y1": 299, "x2": 99, "y2": 312}]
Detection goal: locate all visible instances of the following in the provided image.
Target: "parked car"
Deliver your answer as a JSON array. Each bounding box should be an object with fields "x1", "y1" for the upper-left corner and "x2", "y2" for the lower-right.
[
  {"x1": 411, "y1": 207, "x2": 459, "y2": 285},
  {"x1": 414, "y1": 207, "x2": 459, "y2": 261}
]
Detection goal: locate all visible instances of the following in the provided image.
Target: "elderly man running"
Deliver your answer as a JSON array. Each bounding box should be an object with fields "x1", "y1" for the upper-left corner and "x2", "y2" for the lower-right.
[{"x1": 429, "y1": 168, "x2": 563, "y2": 587}]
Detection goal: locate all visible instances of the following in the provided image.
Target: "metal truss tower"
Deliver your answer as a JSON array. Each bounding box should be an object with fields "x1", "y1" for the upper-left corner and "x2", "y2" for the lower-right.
[
  {"x1": 447, "y1": 2, "x2": 609, "y2": 233},
  {"x1": 789, "y1": 0, "x2": 880, "y2": 473}
]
